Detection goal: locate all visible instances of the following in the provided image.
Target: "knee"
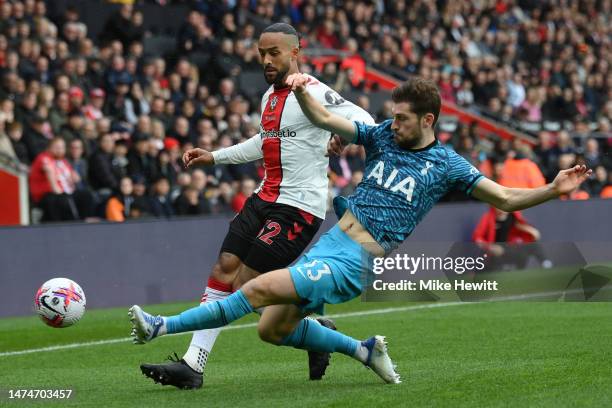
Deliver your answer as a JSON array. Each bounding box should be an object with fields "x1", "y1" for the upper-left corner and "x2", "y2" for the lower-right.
[
  {"x1": 231, "y1": 265, "x2": 260, "y2": 292},
  {"x1": 257, "y1": 322, "x2": 293, "y2": 345},
  {"x1": 212, "y1": 253, "x2": 241, "y2": 278},
  {"x1": 240, "y1": 278, "x2": 269, "y2": 307},
  {"x1": 257, "y1": 324, "x2": 283, "y2": 345}
]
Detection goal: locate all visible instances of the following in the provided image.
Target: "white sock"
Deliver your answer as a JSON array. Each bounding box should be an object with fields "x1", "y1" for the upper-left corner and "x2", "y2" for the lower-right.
[
  {"x1": 182, "y1": 285, "x2": 231, "y2": 373},
  {"x1": 353, "y1": 344, "x2": 369, "y2": 364}
]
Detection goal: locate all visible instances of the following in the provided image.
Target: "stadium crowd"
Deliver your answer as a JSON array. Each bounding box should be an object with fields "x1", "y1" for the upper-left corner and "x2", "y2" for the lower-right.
[{"x1": 0, "y1": 0, "x2": 609, "y2": 223}]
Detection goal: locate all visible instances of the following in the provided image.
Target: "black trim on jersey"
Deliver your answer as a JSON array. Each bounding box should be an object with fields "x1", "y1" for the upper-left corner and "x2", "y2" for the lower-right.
[
  {"x1": 406, "y1": 138, "x2": 438, "y2": 152},
  {"x1": 353, "y1": 121, "x2": 363, "y2": 144}
]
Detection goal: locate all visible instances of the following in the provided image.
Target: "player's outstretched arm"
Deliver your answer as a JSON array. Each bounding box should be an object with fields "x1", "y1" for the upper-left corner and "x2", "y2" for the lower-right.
[
  {"x1": 183, "y1": 134, "x2": 263, "y2": 168},
  {"x1": 183, "y1": 148, "x2": 214, "y2": 168},
  {"x1": 287, "y1": 73, "x2": 357, "y2": 144},
  {"x1": 472, "y1": 165, "x2": 592, "y2": 211}
]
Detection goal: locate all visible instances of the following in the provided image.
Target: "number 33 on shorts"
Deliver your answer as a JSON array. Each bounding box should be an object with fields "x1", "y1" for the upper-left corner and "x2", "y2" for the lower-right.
[{"x1": 296, "y1": 260, "x2": 331, "y2": 281}]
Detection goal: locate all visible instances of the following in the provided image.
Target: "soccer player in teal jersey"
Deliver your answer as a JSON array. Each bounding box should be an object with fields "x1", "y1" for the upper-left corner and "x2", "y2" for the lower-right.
[{"x1": 130, "y1": 76, "x2": 592, "y2": 384}]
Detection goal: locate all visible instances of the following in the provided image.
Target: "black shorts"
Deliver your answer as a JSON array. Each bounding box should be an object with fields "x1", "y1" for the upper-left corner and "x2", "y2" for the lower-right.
[{"x1": 220, "y1": 194, "x2": 323, "y2": 273}]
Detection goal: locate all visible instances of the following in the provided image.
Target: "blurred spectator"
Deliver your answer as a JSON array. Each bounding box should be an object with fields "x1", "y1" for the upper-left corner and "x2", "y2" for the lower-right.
[
  {"x1": 583, "y1": 138, "x2": 602, "y2": 169},
  {"x1": 89, "y1": 133, "x2": 118, "y2": 193},
  {"x1": 49, "y1": 91, "x2": 70, "y2": 135},
  {"x1": 169, "y1": 116, "x2": 191, "y2": 146},
  {"x1": 231, "y1": 177, "x2": 256, "y2": 213},
  {"x1": 519, "y1": 88, "x2": 542, "y2": 123},
  {"x1": 59, "y1": 109, "x2": 85, "y2": 143},
  {"x1": 99, "y1": 4, "x2": 142, "y2": 49},
  {"x1": 23, "y1": 114, "x2": 51, "y2": 162},
  {"x1": 155, "y1": 137, "x2": 181, "y2": 182},
  {"x1": 498, "y1": 144, "x2": 546, "y2": 189},
  {"x1": 148, "y1": 176, "x2": 174, "y2": 218},
  {"x1": 83, "y1": 88, "x2": 105, "y2": 121},
  {"x1": 111, "y1": 140, "x2": 129, "y2": 181},
  {"x1": 66, "y1": 138, "x2": 88, "y2": 190},
  {"x1": 586, "y1": 165, "x2": 608, "y2": 197},
  {"x1": 28, "y1": 137, "x2": 93, "y2": 221},
  {"x1": 154, "y1": 147, "x2": 179, "y2": 186},
  {"x1": 106, "y1": 176, "x2": 134, "y2": 222},
  {"x1": 0, "y1": 112, "x2": 15, "y2": 157},
  {"x1": 533, "y1": 131, "x2": 557, "y2": 181},
  {"x1": 68, "y1": 86, "x2": 85, "y2": 112},
  {"x1": 15, "y1": 91, "x2": 38, "y2": 124},
  {"x1": 473, "y1": 207, "x2": 551, "y2": 271},
  {"x1": 7, "y1": 121, "x2": 28, "y2": 164},
  {"x1": 131, "y1": 174, "x2": 150, "y2": 215},
  {"x1": 174, "y1": 185, "x2": 211, "y2": 216},
  {"x1": 127, "y1": 133, "x2": 155, "y2": 183},
  {"x1": 178, "y1": 9, "x2": 215, "y2": 55}
]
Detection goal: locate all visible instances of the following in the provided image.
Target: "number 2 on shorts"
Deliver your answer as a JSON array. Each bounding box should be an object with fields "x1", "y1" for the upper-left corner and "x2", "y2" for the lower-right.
[{"x1": 257, "y1": 220, "x2": 281, "y2": 245}]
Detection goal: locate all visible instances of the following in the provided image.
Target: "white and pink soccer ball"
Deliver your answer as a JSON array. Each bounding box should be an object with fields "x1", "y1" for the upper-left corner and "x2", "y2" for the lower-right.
[{"x1": 34, "y1": 278, "x2": 86, "y2": 328}]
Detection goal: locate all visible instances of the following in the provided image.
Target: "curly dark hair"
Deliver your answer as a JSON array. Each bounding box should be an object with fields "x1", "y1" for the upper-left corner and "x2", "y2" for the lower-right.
[{"x1": 391, "y1": 78, "x2": 441, "y2": 126}]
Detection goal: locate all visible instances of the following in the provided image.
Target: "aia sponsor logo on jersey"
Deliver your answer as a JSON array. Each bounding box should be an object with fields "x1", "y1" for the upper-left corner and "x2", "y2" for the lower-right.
[{"x1": 367, "y1": 160, "x2": 416, "y2": 202}]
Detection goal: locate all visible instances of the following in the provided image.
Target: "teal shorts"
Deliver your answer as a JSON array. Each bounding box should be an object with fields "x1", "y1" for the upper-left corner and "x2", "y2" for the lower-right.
[{"x1": 288, "y1": 225, "x2": 373, "y2": 315}]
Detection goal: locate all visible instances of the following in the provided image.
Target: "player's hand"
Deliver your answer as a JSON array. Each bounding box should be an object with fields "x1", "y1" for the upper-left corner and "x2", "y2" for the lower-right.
[
  {"x1": 182, "y1": 148, "x2": 214, "y2": 168},
  {"x1": 488, "y1": 244, "x2": 505, "y2": 257},
  {"x1": 326, "y1": 134, "x2": 345, "y2": 157},
  {"x1": 286, "y1": 73, "x2": 309, "y2": 94},
  {"x1": 551, "y1": 164, "x2": 592, "y2": 195}
]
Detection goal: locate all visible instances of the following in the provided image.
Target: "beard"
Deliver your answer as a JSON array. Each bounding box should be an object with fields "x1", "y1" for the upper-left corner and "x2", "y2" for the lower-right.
[
  {"x1": 263, "y1": 66, "x2": 289, "y2": 86},
  {"x1": 395, "y1": 128, "x2": 423, "y2": 150}
]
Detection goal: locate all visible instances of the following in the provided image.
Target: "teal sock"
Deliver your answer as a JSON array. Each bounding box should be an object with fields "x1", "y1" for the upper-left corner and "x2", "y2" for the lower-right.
[
  {"x1": 281, "y1": 318, "x2": 359, "y2": 357},
  {"x1": 166, "y1": 290, "x2": 253, "y2": 334}
]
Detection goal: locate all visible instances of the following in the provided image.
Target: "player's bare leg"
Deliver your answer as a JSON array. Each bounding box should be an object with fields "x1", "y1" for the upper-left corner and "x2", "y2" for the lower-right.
[
  {"x1": 232, "y1": 264, "x2": 260, "y2": 290},
  {"x1": 257, "y1": 303, "x2": 306, "y2": 344}
]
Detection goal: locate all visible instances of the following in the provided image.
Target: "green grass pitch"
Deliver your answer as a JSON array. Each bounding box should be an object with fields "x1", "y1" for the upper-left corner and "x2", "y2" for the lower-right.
[{"x1": 1, "y1": 299, "x2": 611, "y2": 407}]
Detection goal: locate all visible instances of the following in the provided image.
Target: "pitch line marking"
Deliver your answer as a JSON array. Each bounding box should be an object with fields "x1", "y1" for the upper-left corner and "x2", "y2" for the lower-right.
[
  {"x1": 4, "y1": 287, "x2": 599, "y2": 359},
  {"x1": 0, "y1": 301, "x2": 466, "y2": 357}
]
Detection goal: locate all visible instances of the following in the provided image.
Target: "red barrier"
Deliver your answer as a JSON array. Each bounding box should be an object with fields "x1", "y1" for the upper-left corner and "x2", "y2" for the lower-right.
[{"x1": 0, "y1": 168, "x2": 25, "y2": 226}]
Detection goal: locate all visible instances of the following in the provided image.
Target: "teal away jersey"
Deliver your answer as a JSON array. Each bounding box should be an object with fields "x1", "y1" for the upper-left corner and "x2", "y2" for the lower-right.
[{"x1": 334, "y1": 119, "x2": 485, "y2": 253}]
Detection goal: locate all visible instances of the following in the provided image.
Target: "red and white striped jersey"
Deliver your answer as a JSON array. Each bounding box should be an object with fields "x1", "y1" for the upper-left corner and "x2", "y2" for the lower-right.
[
  {"x1": 256, "y1": 75, "x2": 374, "y2": 219},
  {"x1": 212, "y1": 74, "x2": 374, "y2": 219}
]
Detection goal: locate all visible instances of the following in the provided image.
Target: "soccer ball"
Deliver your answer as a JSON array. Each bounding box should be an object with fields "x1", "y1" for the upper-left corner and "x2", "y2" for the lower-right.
[{"x1": 34, "y1": 278, "x2": 86, "y2": 328}]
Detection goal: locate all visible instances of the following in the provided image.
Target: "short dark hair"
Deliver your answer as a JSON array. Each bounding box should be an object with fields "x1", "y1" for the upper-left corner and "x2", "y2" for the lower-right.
[
  {"x1": 391, "y1": 78, "x2": 441, "y2": 126},
  {"x1": 262, "y1": 23, "x2": 300, "y2": 47}
]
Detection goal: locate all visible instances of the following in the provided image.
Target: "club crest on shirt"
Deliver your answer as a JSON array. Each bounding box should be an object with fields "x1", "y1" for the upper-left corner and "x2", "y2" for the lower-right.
[
  {"x1": 270, "y1": 95, "x2": 278, "y2": 111},
  {"x1": 420, "y1": 161, "x2": 434, "y2": 175}
]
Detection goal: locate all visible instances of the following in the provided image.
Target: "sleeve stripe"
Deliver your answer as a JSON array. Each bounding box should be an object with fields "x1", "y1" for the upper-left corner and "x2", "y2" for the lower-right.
[
  {"x1": 465, "y1": 175, "x2": 485, "y2": 196},
  {"x1": 352, "y1": 121, "x2": 360, "y2": 144}
]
